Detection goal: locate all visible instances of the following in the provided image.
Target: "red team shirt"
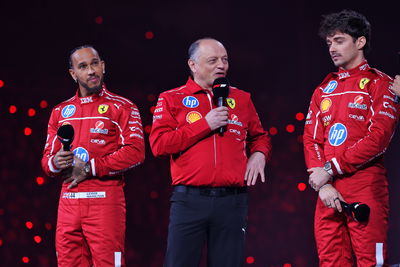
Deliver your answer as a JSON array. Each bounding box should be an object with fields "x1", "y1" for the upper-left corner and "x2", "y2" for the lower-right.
[{"x1": 150, "y1": 78, "x2": 271, "y2": 187}]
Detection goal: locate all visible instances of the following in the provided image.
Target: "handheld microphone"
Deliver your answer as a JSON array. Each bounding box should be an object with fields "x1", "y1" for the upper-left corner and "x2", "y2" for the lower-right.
[
  {"x1": 212, "y1": 77, "x2": 230, "y2": 134},
  {"x1": 340, "y1": 201, "x2": 370, "y2": 223},
  {"x1": 57, "y1": 124, "x2": 74, "y2": 151}
]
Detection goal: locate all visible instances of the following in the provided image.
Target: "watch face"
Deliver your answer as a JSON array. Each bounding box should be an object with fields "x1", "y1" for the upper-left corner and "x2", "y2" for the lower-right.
[{"x1": 324, "y1": 162, "x2": 331, "y2": 170}]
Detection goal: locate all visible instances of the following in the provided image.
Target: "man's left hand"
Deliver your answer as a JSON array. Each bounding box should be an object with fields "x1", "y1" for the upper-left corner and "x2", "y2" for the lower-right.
[
  {"x1": 244, "y1": 152, "x2": 266, "y2": 186},
  {"x1": 308, "y1": 167, "x2": 332, "y2": 191},
  {"x1": 63, "y1": 157, "x2": 89, "y2": 189}
]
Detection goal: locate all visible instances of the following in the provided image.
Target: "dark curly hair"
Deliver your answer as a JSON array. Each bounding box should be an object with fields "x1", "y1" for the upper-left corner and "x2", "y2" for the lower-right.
[
  {"x1": 319, "y1": 10, "x2": 371, "y2": 53},
  {"x1": 68, "y1": 45, "x2": 101, "y2": 69}
]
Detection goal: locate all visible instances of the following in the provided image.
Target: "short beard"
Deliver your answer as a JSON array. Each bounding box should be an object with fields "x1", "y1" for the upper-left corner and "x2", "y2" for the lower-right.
[{"x1": 78, "y1": 77, "x2": 103, "y2": 95}]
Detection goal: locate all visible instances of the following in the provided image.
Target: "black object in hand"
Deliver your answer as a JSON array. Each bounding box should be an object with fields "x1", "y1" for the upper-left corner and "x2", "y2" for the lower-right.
[
  {"x1": 340, "y1": 200, "x2": 370, "y2": 222},
  {"x1": 57, "y1": 124, "x2": 74, "y2": 151},
  {"x1": 212, "y1": 77, "x2": 230, "y2": 134}
]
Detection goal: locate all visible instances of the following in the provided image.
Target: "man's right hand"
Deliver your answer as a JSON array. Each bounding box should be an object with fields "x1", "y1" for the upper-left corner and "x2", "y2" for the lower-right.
[
  {"x1": 205, "y1": 106, "x2": 229, "y2": 131},
  {"x1": 53, "y1": 149, "x2": 74, "y2": 170},
  {"x1": 318, "y1": 184, "x2": 344, "y2": 212},
  {"x1": 392, "y1": 75, "x2": 400, "y2": 96}
]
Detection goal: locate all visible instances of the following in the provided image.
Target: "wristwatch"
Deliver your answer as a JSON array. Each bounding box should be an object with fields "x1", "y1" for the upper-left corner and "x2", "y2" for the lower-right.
[
  {"x1": 323, "y1": 161, "x2": 333, "y2": 176},
  {"x1": 83, "y1": 162, "x2": 91, "y2": 176}
]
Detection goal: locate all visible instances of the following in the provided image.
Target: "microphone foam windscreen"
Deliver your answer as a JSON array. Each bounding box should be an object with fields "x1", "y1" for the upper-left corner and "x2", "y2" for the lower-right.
[
  {"x1": 212, "y1": 77, "x2": 230, "y2": 99},
  {"x1": 57, "y1": 124, "x2": 74, "y2": 140}
]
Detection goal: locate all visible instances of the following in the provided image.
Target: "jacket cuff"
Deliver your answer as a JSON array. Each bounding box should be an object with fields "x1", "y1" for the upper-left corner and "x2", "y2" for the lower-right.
[
  {"x1": 328, "y1": 157, "x2": 343, "y2": 176},
  {"x1": 48, "y1": 156, "x2": 61, "y2": 173}
]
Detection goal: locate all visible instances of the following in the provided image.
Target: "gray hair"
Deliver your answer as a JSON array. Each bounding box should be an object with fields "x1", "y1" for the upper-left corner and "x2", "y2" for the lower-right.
[{"x1": 188, "y1": 37, "x2": 219, "y2": 62}]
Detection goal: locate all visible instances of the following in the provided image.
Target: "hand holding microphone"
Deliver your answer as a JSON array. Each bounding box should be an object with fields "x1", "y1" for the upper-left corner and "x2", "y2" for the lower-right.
[
  {"x1": 340, "y1": 201, "x2": 370, "y2": 223},
  {"x1": 53, "y1": 124, "x2": 75, "y2": 170},
  {"x1": 205, "y1": 77, "x2": 230, "y2": 134}
]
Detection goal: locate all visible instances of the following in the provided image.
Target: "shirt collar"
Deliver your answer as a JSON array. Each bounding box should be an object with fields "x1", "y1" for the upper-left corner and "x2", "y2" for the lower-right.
[
  {"x1": 185, "y1": 77, "x2": 210, "y2": 94},
  {"x1": 75, "y1": 84, "x2": 106, "y2": 104},
  {"x1": 334, "y1": 60, "x2": 370, "y2": 80}
]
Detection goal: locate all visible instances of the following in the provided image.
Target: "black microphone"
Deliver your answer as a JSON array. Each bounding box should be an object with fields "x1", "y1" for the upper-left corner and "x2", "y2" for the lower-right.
[
  {"x1": 340, "y1": 201, "x2": 370, "y2": 223},
  {"x1": 57, "y1": 124, "x2": 74, "y2": 151},
  {"x1": 212, "y1": 77, "x2": 230, "y2": 134}
]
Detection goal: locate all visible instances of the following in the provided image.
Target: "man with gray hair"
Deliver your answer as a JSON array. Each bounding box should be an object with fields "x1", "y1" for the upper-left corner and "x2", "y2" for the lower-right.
[{"x1": 150, "y1": 38, "x2": 271, "y2": 266}]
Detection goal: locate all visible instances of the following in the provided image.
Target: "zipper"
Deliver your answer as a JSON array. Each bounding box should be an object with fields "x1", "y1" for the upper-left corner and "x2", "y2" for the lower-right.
[{"x1": 206, "y1": 93, "x2": 217, "y2": 168}]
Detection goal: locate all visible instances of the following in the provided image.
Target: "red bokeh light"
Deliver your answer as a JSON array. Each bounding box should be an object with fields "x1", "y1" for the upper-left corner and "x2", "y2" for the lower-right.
[
  {"x1": 0, "y1": 208, "x2": 4, "y2": 215},
  {"x1": 0, "y1": 80, "x2": 4, "y2": 88},
  {"x1": 269, "y1": 127, "x2": 278, "y2": 135},
  {"x1": 34, "y1": 235, "x2": 42, "y2": 243},
  {"x1": 145, "y1": 31, "x2": 154, "y2": 40},
  {"x1": 296, "y1": 112, "x2": 304, "y2": 121},
  {"x1": 40, "y1": 100, "x2": 48, "y2": 109},
  {"x1": 286, "y1": 124, "x2": 295, "y2": 133},
  {"x1": 147, "y1": 94, "x2": 156, "y2": 102},
  {"x1": 45, "y1": 223, "x2": 52, "y2": 231},
  {"x1": 95, "y1": 16, "x2": 103, "y2": 24},
  {"x1": 36, "y1": 176, "x2": 45, "y2": 185},
  {"x1": 144, "y1": 125, "x2": 152, "y2": 134},
  {"x1": 149, "y1": 106, "x2": 156, "y2": 114},
  {"x1": 25, "y1": 221, "x2": 33, "y2": 229},
  {"x1": 0, "y1": 239, "x2": 3, "y2": 246},
  {"x1": 9, "y1": 105, "x2": 17, "y2": 114},
  {"x1": 297, "y1": 182, "x2": 307, "y2": 191},
  {"x1": 246, "y1": 256, "x2": 255, "y2": 264},
  {"x1": 283, "y1": 264, "x2": 292, "y2": 267},
  {"x1": 150, "y1": 191, "x2": 159, "y2": 199},
  {"x1": 28, "y1": 108, "x2": 36, "y2": 117},
  {"x1": 24, "y1": 127, "x2": 32, "y2": 136},
  {"x1": 22, "y1": 257, "x2": 29, "y2": 263}
]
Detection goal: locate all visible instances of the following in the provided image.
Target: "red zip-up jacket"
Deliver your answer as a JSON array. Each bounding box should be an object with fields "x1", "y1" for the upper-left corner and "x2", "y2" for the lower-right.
[
  {"x1": 303, "y1": 61, "x2": 400, "y2": 176},
  {"x1": 149, "y1": 78, "x2": 271, "y2": 187},
  {"x1": 41, "y1": 86, "x2": 145, "y2": 188}
]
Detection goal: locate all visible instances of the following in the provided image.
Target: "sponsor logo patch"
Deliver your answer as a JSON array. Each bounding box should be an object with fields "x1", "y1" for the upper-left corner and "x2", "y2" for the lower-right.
[
  {"x1": 354, "y1": 95, "x2": 364, "y2": 104},
  {"x1": 80, "y1": 97, "x2": 93, "y2": 104},
  {"x1": 320, "y1": 98, "x2": 332, "y2": 113},
  {"x1": 61, "y1": 105, "x2": 76, "y2": 118},
  {"x1": 63, "y1": 192, "x2": 106, "y2": 199},
  {"x1": 182, "y1": 96, "x2": 199, "y2": 108},
  {"x1": 186, "y1": 111, "x2": 202, "y2": 123},
  {"x1": 98, "y1": 104, "x2": 109, "y2": 114},
  {"x1": 328, "y1": 123, "x2": 347, "y2": 146},
  {"x1": 226, "y1": 98, "x2": 236, "y2": 109},
  {"x1": 90, "y1": 139, "x2": 106, "y2": 145},
  {"x1": 349, "y1": 114, "x2": 365, "y2": 121},
  {"x1": 323, "y1": 81, "x2": 338, "y2": 94},
  {"x1": 359, "y1": 78, "x2": 370, "y2": 89},
  {"x1": 73, "y1": 147, "x2": 90, "y2": 162}
]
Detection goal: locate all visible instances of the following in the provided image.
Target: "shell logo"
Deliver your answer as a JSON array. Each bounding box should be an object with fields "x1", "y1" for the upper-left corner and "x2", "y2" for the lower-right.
[
  {"x1": 186, "y1": 111, "x2": 202, "y2": 124},
  {"x1": 354, "y1": 95, "x2": 364, "y2": 104},
  {"x1": 320, "y1": 98, "x2": 332, "y2": 113}
]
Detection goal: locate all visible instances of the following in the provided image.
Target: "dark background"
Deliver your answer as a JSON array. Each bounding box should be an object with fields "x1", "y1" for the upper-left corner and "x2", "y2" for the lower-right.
[{"x1": 1, "y1": 0, "x2": 399, "y2": 266}]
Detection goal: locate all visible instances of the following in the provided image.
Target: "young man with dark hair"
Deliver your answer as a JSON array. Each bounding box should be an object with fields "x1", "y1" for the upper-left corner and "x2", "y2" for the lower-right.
[
  {"x1": 303, "y1": 10, "x2": 400, "y2": 266},
  {"x1": 41, "y1": 46, "x2": 145, "y2": 266}
]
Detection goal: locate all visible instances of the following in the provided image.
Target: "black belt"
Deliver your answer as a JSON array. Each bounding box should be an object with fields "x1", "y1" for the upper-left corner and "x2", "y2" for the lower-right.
[{"x1": 174, "y1": 185, "x2": 247, "y2": 197}]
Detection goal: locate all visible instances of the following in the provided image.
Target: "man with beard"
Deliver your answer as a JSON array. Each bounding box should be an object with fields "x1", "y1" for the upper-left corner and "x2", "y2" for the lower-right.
[
  {"x1": 303, "y1": 10, "x2": 400, "y2": 266},
  {"x1": 41, "y1": 45, "x2": 145, "y2": 267},
  {"x1": 150, "y1": 38, "x2": 271, "y2": 267}
]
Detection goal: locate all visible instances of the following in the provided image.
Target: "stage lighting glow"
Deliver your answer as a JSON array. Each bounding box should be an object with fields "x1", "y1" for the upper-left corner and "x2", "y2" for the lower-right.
[
  {"x1": 147, "y1": 94, "x2": 156, "y2": 102},
  {"x1": 9, "y1": 105, "x2": 17, "y2": 114},
  {"x1": 150, "y1": 191, "x2": 159, "y2": 199},
  {"x1": 0, "y1": 239, "x2": 3, "y2": 246},
  {"x1": 145, "y1": 31, "x2": 154, "y2": 40},
  {"x1": 296, "y1": 112, "x2": 304, "y2": 121},
  {"x1": 144, "y1": 125, "x2": 152, "y2": 134},
  {"x1": 269, "y1": 127, "x2": 278, "y2": 135},
  {"x1": 25, "y1": 221, "x2": 33, "y2": 229},
  {"x1": 45, "y1": 223, "x2": 52, "y2": 231},
  {"x1": 95, "y1": 16, "x2": 103, "y2": 24},
  {"x1": 34, "y1": 235, "x2": 42, "y2": 244},
  {"x1": 283, "y1": 264, "x2": 292, "y2": 267},
  {"x1": 24, "y1": 127, "x2": 32, "y2": 136},
  {"x1": 36, "y1": 176, "x2": 45, "y2": 185},
  {"x1": 0, "y1": 80, "x2": 4, "y2": 88},
  {"x1": 28, "y1": 108, "x2": 36, "y2": 117},
  {"x1": 297, "y1": 182, "x2": 306, "y2": 191},
  {"x1": 40, "y1": 100, "x2": 48, "y2": 109},
  {"x1": 246, "y1": 256, "x2": 255, "y2": 264},
  {"x1": 22, "y1": 257, "x2": 29, "y2": 263},
  {"x1": 286, "y1": 124, "x2": 295, "y2": 133}
]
